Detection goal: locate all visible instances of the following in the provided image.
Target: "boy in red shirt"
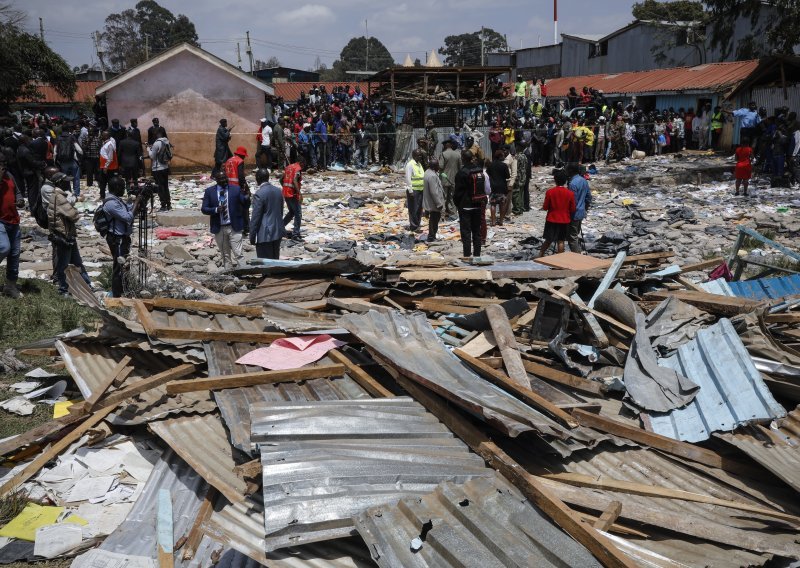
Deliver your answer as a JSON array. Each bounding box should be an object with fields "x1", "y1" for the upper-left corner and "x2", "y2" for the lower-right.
[{"x1": 539, "y1": 169, "x2": 576, "y2": 257}]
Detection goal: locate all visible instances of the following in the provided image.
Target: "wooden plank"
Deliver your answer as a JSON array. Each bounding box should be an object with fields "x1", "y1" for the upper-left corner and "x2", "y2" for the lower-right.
[
  {"x1": 0, "y1": 406, "x2": 115, "y2": 497},
  {"x1": 550, "y1": 289, "x2": 635, "y2": 335},
  {"x1": 166, "y1": 364, "x2": 345, "y2": 394},
  {"x1": 400, "y1": 269, "x2": 493, "y2": 282},
  {"x1": 765, "y1": 313, "x2": 800, "y2": 324},
  {"x1": 0, "y1": 412, "x2": 86, "y2": 457},
  {"x1": 416, "y1": 301, "x2": 479, "y2": 315},
  {"x1": 577, "y1": 512, "x2": 648, "y2": 538},
  {"x1": 146, "y1": 327, "x2": 284, "y2": 343},
  {"x1": 521, "y1": 359, "x2": 603, "y2": 395},
  {"x1": 17, "y1": 348, "x2": 58, "y2": 357},
  {"x1": 542, "y1": 472, "x2": 800, "y2": 524},
  {"x1": 103, "y1": 297, "x2": 138, "y2": 309},
  {"x1": 512, "y1": 308, "x2": 539, "y2": 330},
  {"x1": 536, "y1": 252, "x2": 610, "y2": 271},
  {"x1": 377, "y1": 361, "x2": 637, "y2": 568},
  {"x1": 571, "y1": 409, "x2": 759, "y2": 477},
  {"x1": 594, "y1": 501, "x2": 622, "y2": 531},
  {"x1": 679, "y1": 257, "x2": 724, "y2": 273},
  {"x1": 233, "y1": 460, "x2": 262, "y2": 479},
  {"x1": 459, "y1": 330, "x2": 497, "y2": 358},
  {"x1": 485, "y1": 304, "x2": 530, "y2": 390},
  {"x1": 675, "y1": 276, "x2": 706, "y2": 293},
  {"x1": 93, "y1": 364, "x2": 198, "y2": 410},
  {"x1": 644, "y1": 290, "x2": 762, "y2": 316},
  {"x1": 157, "y1": 489, "x2": 174, "y2": 568},
  {"x1": 328, "y1": 350, "x2": 394, "y2": 398},
  {"x1": 453, "y1": 349, "x2": 578, "y2": 428},
  {"x1": 180, "y1": 488, "x2": 216, "y2": 561},
  {"x1": 85, "y1": 355, "x2": 133, "y2": 411},
  {"x1": 144, "y1": 298, "x2": 262, "y2": 317}
]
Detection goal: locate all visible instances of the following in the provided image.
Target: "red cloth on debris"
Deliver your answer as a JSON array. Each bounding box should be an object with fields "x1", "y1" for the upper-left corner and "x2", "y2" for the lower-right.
[{"x1": 155, "y1": 228, "x2": 198, "y2": 240}]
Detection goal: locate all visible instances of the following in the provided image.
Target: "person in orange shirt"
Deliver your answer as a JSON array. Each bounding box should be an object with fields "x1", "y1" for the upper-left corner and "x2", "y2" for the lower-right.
[{"x1": 98, "y1": 130, "x2": 119, "y2": 200}]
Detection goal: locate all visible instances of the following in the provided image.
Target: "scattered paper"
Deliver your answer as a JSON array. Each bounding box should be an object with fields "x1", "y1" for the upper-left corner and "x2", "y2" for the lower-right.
[
  {"x1": 53, "y1": 400, "x2": 79, "y2": 418},
  {"x1": 0, "y1": 503, "x2": 64, "y2": 541},
  {"x1": 24, "y1": 380, "x2": 67, "y2": 400},
  {"x1": 0, "y1": 397, "x2": 36, "y2": 416},
  {"x1": 71, "y1": 548, "x2": 157, "y2": 568},
  {"x1": 34, "y1": 524, "x2": 83, "y2": 558},
  {"x1": 236, "y1": 334, "x2": 346, "y2": 370},
  {"x1": 75, "y1": 502, "x2": 134, "y2": 537},
  {"x1": 9, "y1": 381, "x2": 41, "y2": 393},
  {"x1": 25, "y1": 368, "x2": 59, "y2": 379},
  {"x1": 65, "y1": 475, "x2": 116, "y2": 503}
]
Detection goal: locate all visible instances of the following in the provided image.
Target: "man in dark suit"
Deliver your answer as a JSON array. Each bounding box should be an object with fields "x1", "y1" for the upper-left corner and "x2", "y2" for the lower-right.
[
  {"x1": 201, "y1": 171, "x2": 250, "y2": 270},
  {"x1": 117, "y1": 130, "x2": 143, "y2": 190}
]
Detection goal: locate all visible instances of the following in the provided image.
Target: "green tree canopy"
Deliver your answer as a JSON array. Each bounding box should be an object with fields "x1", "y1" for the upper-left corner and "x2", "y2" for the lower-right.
[
  {"x1": 100, "y1": 0, "x2": 199, "y2": 72},
  {"x1": 632, "y1": 0, "x2": 705, "y2": 21},
  {"x1": 705, "y1": 0, "x2": 797, "y2": 57},
  {"x1": 0, "y1": 6, "x2": 76, "y2": 110},
  {"x1": 325, "y1": 36, "x2": 395, "y2": 80},
  {"x1": 439, "y1": 28, "x2": 507, "y2": 67}
]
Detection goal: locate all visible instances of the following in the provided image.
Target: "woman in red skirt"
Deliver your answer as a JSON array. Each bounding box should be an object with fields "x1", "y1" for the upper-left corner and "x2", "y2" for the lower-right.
[{"x1": 735, "y1": 138, "x2": 753, "y2": 196}]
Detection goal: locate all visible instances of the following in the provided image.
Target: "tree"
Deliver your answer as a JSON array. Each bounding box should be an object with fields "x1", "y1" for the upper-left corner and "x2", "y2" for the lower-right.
[
  {"x1": 0, "y1": 12, "x2": 76, "y2": 110},
  {"x1": 99, "y1": 0, "x2": 199, "y2": 72},
  {"x1": 705, "y1": 0, "x2": 795, "y2": 58},
  {"x1": 255, "y1": 56, "x2": 281, "y2": 70},
  {"x1": 439, "y1": 28, "x2": 507, "y2": 66},
  {"x1": 632, "y1": 0, "x2": 705, "y2": 21},
  {"x1": 327, "y1": 36, "x2": 394, "y2": 80}
]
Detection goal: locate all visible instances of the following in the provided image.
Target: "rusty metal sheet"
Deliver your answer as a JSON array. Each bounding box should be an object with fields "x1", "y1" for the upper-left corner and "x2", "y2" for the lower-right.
[
  {"x1": 205, "y1": 341, "x2": 370, "y2": 455},
  {"x1": 717, "y1": 404, "x2": 800, "y2": 494},
  {"x1": 643, "y1": 318, "x2": 786, "y2": 443},
  {"x1": 341, "y1": 310, "x2": 591, "y2": 442},
  {"x1": 355, "y1": 473, "x2": 601, "y2": 568},
  {"x1": 253, "y1": 398, "x2": 493, "y2": 552},
  {"x1": 150, "y1": 414, "x2": 248, "y2": 505},
  {"x1": 139, "y1": 306, "x2": 267, "y2": 346},
  {"x1": 239, "y1": 276, "x2": 331, "y2": 306},
  {"x1": 56, "y1": 339, "x2": 215, "y2": 425},
  {"x1": 262, "y1": 302, "x2": 345, "y2": 333}
]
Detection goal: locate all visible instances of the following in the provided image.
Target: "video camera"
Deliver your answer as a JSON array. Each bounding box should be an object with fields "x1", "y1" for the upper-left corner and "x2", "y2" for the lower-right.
[{"x1": 128, "y1": 177, "x2": 157, "y2": 200}]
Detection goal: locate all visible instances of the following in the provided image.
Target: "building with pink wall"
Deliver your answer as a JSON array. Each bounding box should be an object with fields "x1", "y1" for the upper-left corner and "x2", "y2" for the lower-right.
[{"x1": 96, "y1": 43, "x2": 274, "y2": 170}]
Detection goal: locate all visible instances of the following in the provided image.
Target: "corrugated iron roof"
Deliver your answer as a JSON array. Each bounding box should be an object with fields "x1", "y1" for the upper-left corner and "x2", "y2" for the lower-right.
[
  {"x1": 239, "y1": 277, "x2": 330, "y2": 306},
  {"x1": 100, "y1": 449, "x2": 209, "y2": 559},
  {"x1": 354, "y1": 473, "x2": 601, "y2": 568},
  {"x1": 56, "y1": 339, "x2": 215, "y2": 425},
  {"x1": 643, "y1": 319, "x2": 786, "y2": 443},
  {"x1": 205, "y1": 341, "x2": 370, "y2": 455},
  {"x1": 699, "y1": 278, "x2": 734, "y2": 296},
  {"x1": 17, "y1": 81, "x2": 102, "y2": 104},
  {"x1": 545, "y1": 60, "x2": 758, "y2": 97},
  {"x1": 340, "y1": 310, "x2": 616, "y2": 453},
  {"x1": 253, "y1": 398, "x2": 493, "y2": 551},
  {"x1": 272, "y1": 82, "x2": 377, "y2": 103},
  {"x1": 150, "y1": 414, "x2": 248, "y2": 505},
  {"x1": 728, "y1": 274, "x2": 800, "y2": 301},
  {"x1": 142, "y1": 306, "x2": 267, "y2": 345},
  {"x1": 262, "y1": 302, "x2": 344, "y2": 333},
  {"x1": 717, "y1": 404, "x2": 800, "y2": 494}
]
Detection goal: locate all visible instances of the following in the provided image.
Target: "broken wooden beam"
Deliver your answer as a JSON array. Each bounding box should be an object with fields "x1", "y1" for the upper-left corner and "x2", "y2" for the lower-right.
[
  {"x1": 328, "y1": 350, "x2": 394, "y2": 398},
  {"x1": 85, "y1": 355, "x2": 133, "y2": 412},
  {"x1": 166, "y1": 364, "x2": 345, "y2": 394},
  {"x1": 521, "y1": 359, "x2": 604, "y2": 396},
  {"x1": 593, "y1": 501, "x2": 622, "y2": 531},
  {"x1": 143, "y1": 298, "x2": 263, "y2": 317},
  {"x1": 89, "y1": 364, "x2": 197, "y2": 411},
  {"x1": 485, "y1": 304, "x2": 531, "y2": 390},
  {"x1": 644, "y1": 290, "x2": 762, "y2": 316}
]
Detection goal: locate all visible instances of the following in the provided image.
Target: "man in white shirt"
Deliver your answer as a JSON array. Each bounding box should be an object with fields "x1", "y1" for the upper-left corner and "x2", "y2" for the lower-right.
[{"x1": 257, "y1": 119, "x2": 273, "y2": 169}]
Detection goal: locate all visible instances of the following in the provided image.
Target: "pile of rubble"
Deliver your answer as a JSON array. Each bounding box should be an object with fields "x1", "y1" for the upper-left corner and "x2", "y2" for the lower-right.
[{"x1": 0, "y1": 220, "x2": 798, "y2": 567}]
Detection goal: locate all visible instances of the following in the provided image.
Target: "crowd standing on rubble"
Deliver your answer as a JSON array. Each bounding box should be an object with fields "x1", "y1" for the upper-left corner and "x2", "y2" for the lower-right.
[{"x1": 1, "y1": 79, "x2": 799, "y2": 298}]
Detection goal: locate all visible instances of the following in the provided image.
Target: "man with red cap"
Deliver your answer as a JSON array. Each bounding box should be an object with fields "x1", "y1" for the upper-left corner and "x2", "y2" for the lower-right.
[{"x1": 225, "y1": 146, "x2": 251, "y2": 234}]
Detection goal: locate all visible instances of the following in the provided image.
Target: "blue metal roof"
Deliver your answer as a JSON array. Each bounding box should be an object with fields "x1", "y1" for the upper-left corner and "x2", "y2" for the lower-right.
[
  {"x1": 644, "y1": 318, "x2": 786, "y2": 443},
  {"x1": 728, "y1": 274, "x2": 800, "y2": 301}
]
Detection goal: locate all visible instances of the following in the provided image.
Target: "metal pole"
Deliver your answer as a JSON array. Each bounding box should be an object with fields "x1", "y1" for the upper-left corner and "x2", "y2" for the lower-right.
[
  {"x1": 246, "y1": 31, "x2": 253, "y2": 74},
  {"x1": 365, "y1": 20, "x2": 369, "y2": 71},
  {"x1": 94, "y1": 32, "x2": 106, "y2": 81},
  {"x1": 554, "y1": 0, "x2": 558, "y2": 45},
  {"x1": 480, "y1": 26, "x2": 485, "y2": 66},
  {"x1": 236, "y1": 43, "x2": 242, "y2": 70},
  {"x1": 39, "y1": 17, "x2": 44, "y2": 41}
]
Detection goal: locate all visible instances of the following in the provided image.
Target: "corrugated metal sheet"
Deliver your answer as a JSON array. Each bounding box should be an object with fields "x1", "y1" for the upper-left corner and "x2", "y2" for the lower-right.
[
  {"x1": 355, "y1": 473, "x2": 600, "y2": 568},
  {"x1": 340, "y1": 310, "x2": 616, "y2": 452},
  {"x1": 271, "y1": 81, "x2": 377, "y2": 103},
  {"x1": 239, "y1": 277, "x2": 330, "y2": 306},
  {"x1": 101, "y1": 449, "x2": 209, "y2": 558},
  {"x1": 750, "y1": 84, "x2": 800, "y2": 118},
  {"x1": 253, "y1": 398, "x2": 493, "y2": 552},
  {"x1": 728, "y1": 274, "x2": 800, "y2": 301},
  {"x1": 644, "y1": 319, "x2": 786, "y2": 442},
  {"x1": 17, "y1": 81, "x2": 103, "y2": 103},
  {"x1": 205, "y1": 341, "x2": 370, "y2": 455},
  {"x1": 546, "y1": 60, "x2": 758, "y2": 97},
  {"x1": 56, "y1": 339, "x2": 215, "y2": 425},
  {"x1": 262, "y1": 302, "x2": 344, "y2": 333},
  {"x1": 717, "y1": 404, "x2": 800, "y2": 494},
  {"x1": 143, "y1": 307, "x2": 268, "y2": 345},
  {"x1": 150, "y1": 414, "x2": 248, "y2": 505},
  {"x1": 699, "y1": 279, "x2": 735, "y2": 296}
]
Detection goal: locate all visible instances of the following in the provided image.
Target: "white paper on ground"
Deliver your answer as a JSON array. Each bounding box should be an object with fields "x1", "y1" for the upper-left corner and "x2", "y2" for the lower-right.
[
  {"x1": 0, "y1": 397, "x2": 36, "y2": 415},
  {"x1": 75, "y1": 447, "x2": 125, "y2": 474},
  {"x1": 65, "y1": 475, "x2": 116, "y2": 503},
  {"x1": 121, "y1": 450, "x2": 157, "y2": 482},
  {"x1": 34, "y1": 524, "x2": 83, "y2": 558},
  {"x1": 25, "y1": 368, "x2": 60, "y2": 378},
  {"x1": 10, "y1": 381, "x2": 41, "y2": 393},
  {"x1": 75, "y1": 502, "x2": 134, "y2": 537},
  {"x1": 70, "y1": 549, "x2": 157, "y2": 568}
]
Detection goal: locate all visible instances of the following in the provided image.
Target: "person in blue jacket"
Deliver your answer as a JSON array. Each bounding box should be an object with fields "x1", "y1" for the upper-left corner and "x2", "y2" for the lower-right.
[
  {"x1": 201, "y1": 171, "x2": 250, "y2": 270},
  {"x1": 566, "y1": 163, "x2": 592, "y2": 253}
]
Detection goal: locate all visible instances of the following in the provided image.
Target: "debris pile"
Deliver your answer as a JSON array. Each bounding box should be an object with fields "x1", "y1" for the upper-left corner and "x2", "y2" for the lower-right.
[{"x1": 0, "y1": 225, "x2": 799, "y2": 567}]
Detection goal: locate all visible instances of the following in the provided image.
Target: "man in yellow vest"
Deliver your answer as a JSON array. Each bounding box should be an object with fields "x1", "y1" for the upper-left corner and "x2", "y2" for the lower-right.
[
  {"x1": 710, "y1": 106, "x2": 724, "y2": 150},
  {"x1": 405, "y1": 149, "x2": 425, "y2": 231}
]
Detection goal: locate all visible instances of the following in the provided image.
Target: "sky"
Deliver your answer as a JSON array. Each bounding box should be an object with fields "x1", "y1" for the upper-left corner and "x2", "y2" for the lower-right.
[{"x1": 19, "y1": 0, "x2": 638, "y2": 71}]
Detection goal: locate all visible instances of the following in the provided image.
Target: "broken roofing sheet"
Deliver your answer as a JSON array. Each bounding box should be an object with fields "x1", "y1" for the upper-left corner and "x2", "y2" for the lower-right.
[
  {"x1": 262, "y1": 302, "x2": 345, "y2": 333},
  {"x1": 204, "y1": 341, "x2": 370, "y2": 455},
  {"x1": 354, "y1": 473, "x2": 601, "y2": 568},
  {"x1": 340, "y1": 310, "x2": 625, "y2": 454},
  {"x1": 239, "y1": 276, "x2": 331, "y2": 306},
  {"x1": 252, "y1": 398, "x2": 493, "y2": 551},
  {"x1": 643, "y1": 318, "x2": 786, "y2": 443}
]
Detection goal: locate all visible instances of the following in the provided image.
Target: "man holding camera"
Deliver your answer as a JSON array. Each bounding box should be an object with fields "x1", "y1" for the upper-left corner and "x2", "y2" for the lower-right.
[{"x1": 103, "y1": 176, "x2": 147, "y2": 297}]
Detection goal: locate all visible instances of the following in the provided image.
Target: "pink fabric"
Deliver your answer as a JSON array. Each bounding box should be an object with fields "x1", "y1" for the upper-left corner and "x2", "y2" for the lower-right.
[
  {"x1": 155, "y1": 228, "x2": 198, "y2": 240},
  {"x1": 235, "y1": 334, "x2": 346, "y2": 370},
  {"x1": 708, "y1": 262, "x2": 733, "y2": 282}
]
